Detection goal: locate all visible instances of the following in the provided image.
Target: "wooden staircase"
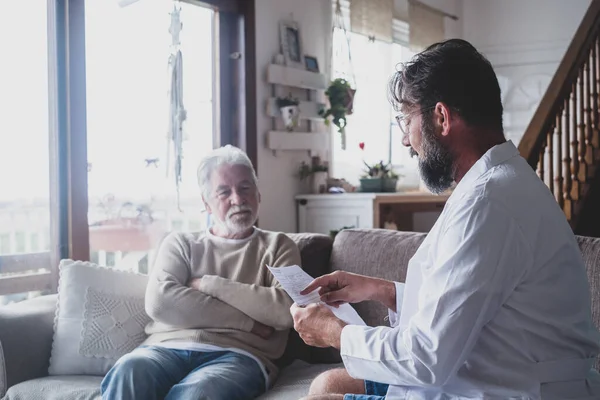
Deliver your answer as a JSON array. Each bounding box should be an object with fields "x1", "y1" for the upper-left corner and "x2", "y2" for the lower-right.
[{"x1": 518, "y1": 0, "x2": 600, "y2": 236}]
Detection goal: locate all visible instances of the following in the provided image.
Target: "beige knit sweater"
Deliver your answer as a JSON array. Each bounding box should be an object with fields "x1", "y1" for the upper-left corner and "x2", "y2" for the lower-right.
[{"x1": 142, "y1": 228, "x2": 301, "y2": 384}]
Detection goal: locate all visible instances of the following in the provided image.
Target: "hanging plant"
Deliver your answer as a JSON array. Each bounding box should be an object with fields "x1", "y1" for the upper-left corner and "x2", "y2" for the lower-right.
[{"x1": 319, "y1": 78, "x2": 356, "y2": 150}]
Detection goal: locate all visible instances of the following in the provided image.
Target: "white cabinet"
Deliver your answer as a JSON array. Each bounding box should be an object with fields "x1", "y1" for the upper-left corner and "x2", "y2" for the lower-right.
[
  {"x1": 296, "y1": 192, "x2": 448, "y2": 235},
  {"x1": 297, "y1": 194, "x2": 374, "y2": 234}
]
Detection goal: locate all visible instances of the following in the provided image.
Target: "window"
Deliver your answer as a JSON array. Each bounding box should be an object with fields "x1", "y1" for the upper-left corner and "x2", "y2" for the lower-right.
[
  {"x1": 85, "y1": 0, "x2": 216, "y2": 273},
  {"x1": 15, "y1": 232, "x2": 26, "y2": 254},
  {"x1": 0, "y1": 234, "x2": 10, "y2": 255},
  {"x1": 0, "y1": 0, "x2": 53, "y2": 302},
  {"x1": 30, "y1": 233, "x2": 40, "y2": 252},
  {"x1": 331, "y1": 26, "x2": 421, "y2": 188}
]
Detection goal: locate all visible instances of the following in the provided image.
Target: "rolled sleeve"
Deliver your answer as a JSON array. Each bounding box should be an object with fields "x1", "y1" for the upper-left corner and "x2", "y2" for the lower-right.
[{"x1": 387, "y1": 282, "x2": 405, "y2": 328}]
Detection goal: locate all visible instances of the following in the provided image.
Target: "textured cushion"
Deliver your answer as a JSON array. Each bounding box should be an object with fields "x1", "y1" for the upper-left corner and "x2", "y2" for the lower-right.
[
  {"x1": 3, "y1": 361, "x2": 342, "y2": 400},
  {"x1": 3, "y1": 375, "x2": 102, "y2": 400},
  {"x1": 287, "y1": 233, "x2": 333, "y2": 279},
  {"x1": 0, "y1": 294, "x2": 56, "y2": 398},
  {"x1": 282, "y1": 234, "x2": 335, "y2": 365},
  {"x1": 331, "y1": 229, "x2": 426, "y2": 327},
  {"x1": 257, "y1": 360, "x2": 343, "y2": 400},
  {"x1": 577, "y1": 235, "x2": 600, "y2": 370},
  {"x1": 49, "y1": 260, "x2": 151, "y2": 376}
]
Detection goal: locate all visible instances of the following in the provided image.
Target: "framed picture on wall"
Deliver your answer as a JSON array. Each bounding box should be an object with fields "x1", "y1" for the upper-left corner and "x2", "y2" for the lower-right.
[
  {"x1": 304, "y1": 55, "x2": 319, "y2": 72},
  {"x1": 279, "y1": 20, "x2": 304, "y2": 69}
]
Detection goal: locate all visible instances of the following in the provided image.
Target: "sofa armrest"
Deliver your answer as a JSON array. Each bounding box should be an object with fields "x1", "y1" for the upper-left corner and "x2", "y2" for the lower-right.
[{"x1": 0, "y1": 294, "x2": 57, "y2": 397}]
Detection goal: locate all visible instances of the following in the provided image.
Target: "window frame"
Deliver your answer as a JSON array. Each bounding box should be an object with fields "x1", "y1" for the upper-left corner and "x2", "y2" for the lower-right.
[{"x1": 0, "y1": 0, "x2": 257, "y2": 297}]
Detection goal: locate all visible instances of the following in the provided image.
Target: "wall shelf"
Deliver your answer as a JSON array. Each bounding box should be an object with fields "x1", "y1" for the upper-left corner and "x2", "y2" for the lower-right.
[
  {"x1": 266, "y1": 131, "x2": 329, "y2": 157},
  {"x1": 267, "y1": 64, "x2": 328, "y2": 90},
  {"x1": 266, "y1": 98, "x2": 325, "y2": 121}
]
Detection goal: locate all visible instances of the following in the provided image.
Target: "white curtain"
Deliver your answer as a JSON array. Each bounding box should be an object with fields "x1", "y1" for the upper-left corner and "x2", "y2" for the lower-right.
[
  {"x1": 350, "y1": 0, "x2": 393, "y2": 43},
  {"x1": 408, "y1": 0, "x2": 444, "y2": 51}
]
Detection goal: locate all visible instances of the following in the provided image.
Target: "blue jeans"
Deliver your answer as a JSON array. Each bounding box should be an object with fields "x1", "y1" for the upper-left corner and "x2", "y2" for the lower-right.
[
  {"x1": 101, "y1": 345, "x2": 266, "y2": 400},
  {"x1": 343, "y1": 380, "x2": 389, "y2": 400}
]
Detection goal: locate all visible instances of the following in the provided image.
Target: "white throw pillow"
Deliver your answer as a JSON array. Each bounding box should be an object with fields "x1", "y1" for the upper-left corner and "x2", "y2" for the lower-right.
[{"x1": 49, "y1": 259, "x2": 151, "y2": 376}]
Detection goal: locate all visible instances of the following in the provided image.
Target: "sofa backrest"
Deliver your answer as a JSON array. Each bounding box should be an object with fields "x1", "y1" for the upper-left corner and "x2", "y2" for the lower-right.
[
  {"x1": 283, "y1": 233, "x2": 335, "y2": 365},
  {"x1": 294, "y1": 229, "x2": 600, "y2": 369},
  {"x1": 576, "y1": 235, "x2": 600, "y2": 370}
]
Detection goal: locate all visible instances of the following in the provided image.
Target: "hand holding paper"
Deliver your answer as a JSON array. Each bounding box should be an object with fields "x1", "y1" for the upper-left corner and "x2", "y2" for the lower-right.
[{"x1": 267, "y1": 265, "x2": 365, "y2": 326}]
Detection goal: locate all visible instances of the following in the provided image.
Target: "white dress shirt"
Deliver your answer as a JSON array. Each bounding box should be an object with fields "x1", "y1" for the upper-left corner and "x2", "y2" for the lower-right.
[{"x1": 340, "y1": 141, "x2": 600, "y2": 399}]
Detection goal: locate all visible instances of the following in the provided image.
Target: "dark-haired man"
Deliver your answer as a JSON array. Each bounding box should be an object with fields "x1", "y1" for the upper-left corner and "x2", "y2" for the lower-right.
[{"x1": 292, "y1": 39, "x2": 600, "y2": 399}]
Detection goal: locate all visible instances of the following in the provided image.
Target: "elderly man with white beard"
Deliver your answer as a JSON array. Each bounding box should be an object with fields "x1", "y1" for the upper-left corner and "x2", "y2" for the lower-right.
[{"x1": 101, "y1": 145, "x2": 300, "y2": 400}]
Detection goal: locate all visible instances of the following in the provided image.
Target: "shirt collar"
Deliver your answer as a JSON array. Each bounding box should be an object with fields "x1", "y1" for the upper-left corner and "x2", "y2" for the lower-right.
[{"x1": 449, "y1": 140, "x2": 519, "y2": 201}]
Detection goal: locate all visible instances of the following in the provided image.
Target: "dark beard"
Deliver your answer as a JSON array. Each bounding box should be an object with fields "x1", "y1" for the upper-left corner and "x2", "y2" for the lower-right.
[{"x1": 416, "y1": 114, "x2": 455, "y2": 194}]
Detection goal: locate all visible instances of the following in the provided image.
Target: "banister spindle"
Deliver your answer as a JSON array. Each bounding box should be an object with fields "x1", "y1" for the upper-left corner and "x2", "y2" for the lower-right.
[
  {"x1": 578, "y1": 67, "x2": 587, "y2": 190},
  {"x1": 555, "y1": 112, "x2": 564, "y2": 209},
  {"x1": 571, "y1": 82, "x2": 581, "y2": 201},
  {"x1": 563, "y1": 96, "x2": 573, "y2": 222},
  {"x1": 538, "y1": 139, "x2": 546, "y2": 182},
  {"x1": 584, "y1": 57, "x2": 594, "y2": 172}
]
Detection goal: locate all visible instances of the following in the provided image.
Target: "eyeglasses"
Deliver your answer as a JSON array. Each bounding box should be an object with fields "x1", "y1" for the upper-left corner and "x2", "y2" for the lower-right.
[{"x1": 395, "y1": 106, "x2": 436, "y2": 135}]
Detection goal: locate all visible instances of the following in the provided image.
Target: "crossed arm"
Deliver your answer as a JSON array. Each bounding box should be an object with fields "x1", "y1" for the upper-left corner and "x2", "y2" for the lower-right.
[
  {"x1": 197, "y1": 238, "x2": 300, "y2": 330},
  {"x1": 145, "y1": 233, "x2": 255, "y2": 332},
  {"x1": 146, "y1": 232, "x2": 300, "y2": 333}
]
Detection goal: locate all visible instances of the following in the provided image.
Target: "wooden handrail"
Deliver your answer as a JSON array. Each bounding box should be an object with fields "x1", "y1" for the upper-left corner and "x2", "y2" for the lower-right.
[{"x1": 518, "y1": 0, "x2": 600, "y2": 165}]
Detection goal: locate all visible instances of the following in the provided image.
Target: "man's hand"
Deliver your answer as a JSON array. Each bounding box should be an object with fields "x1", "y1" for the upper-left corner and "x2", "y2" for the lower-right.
[
  {"x1": 188, "y1": 277, "x2": 202, "y2": 291},
  {"x1": 291, "y1": 303, "x2": 347, "y2": 349},
  {"x1": 300, "y1": 271, "x2": 397, "y2": 311},
  {"x1": 251, "y1": 320, "x2": 275, "y2": 339}
]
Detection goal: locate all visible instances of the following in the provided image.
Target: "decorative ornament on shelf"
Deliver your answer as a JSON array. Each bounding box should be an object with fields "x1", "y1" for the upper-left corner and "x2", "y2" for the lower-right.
[
  {"x1": 319, "y1": 78, "x2": 356, "y2": 150},
  {"x1": 358, "y1": 142, "x2": 401, "y2": 192},
  {"x1": 276, "y1": 94, "x2": 300, "y2": 131}
]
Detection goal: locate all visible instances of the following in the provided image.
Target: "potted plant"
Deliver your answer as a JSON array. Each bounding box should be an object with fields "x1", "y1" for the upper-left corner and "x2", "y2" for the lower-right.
[
  {"x1": 358, "y1": 142, "x2": 400, "y2": 192},
  {"x1": 319, "y1": 78, "x2": 356, "y2": 149},
  {"x1": 277, "y1": 94, "x2": 300, "y2": 131}
]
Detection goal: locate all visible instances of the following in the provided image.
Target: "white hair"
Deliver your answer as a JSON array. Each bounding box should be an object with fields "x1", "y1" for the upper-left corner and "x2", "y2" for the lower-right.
[{"x1": 197, "y1": 145, "x2": 258, "y2": 198}]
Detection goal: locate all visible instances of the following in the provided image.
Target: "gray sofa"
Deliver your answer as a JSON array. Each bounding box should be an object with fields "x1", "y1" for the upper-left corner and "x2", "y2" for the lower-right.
[{"x1": 1, "y1": 229, "x2": 600, "y2": 399}]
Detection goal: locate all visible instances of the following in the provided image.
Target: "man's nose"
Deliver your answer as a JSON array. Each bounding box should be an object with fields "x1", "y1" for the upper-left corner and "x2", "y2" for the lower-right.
[
  {"x1": 402, "y1": 133, "x2": 410, "y2": 147},
  {"x1": 230, "y1": 190, "x2": 245, "y2": 205}
]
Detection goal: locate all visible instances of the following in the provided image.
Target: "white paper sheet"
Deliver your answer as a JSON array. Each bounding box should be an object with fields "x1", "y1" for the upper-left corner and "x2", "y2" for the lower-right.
[{"x1": 268, "y1": 265, "x2": 366, "y2": 326}]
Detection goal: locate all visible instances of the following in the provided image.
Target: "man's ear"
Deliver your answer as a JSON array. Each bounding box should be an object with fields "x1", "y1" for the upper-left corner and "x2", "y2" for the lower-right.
[{"x1": 435, "y1": 102, "x2": 452, "y2": 138}]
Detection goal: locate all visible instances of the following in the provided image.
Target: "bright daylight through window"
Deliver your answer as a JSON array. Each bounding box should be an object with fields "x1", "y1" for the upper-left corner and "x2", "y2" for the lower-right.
[
  {"x1": 85, "y1": 0, "x2": 216, "y2": 274},
  {"x1": 331, "y1": 27, "x2": 422, "y2": 189}
]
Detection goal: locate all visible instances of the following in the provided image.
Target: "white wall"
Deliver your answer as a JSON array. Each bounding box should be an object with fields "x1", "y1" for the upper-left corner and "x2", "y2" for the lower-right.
[
  {"x1": 253, "y1": 0, "x2": 593, "y2": 232},
  {"x1": 461, "y1": 0, "x2": 591, "y2": 144},
  {"x1": 254, "y1": 0, "x2": 332, "y2": 232}
]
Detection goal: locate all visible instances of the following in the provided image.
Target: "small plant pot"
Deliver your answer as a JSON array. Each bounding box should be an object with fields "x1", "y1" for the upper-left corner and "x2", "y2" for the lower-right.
[
  {"x1": 343, "y1": 88, "x2": 356, "y2": 115},
  {"x1": 359, "y1": 178, "x2": 383, "y2": 192},
  {"x1": 280, "y1": 105, "x2": 300, "y2": 131},
  {"x1": 382, "y1": 178, "x2": 398, "y2": 192}
]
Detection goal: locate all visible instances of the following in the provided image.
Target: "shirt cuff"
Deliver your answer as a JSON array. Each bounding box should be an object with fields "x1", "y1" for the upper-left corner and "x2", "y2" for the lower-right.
[
  {"x1": 340, "y1": 324, "x2": 369, "y2": 379},
  {"x1": 387, "y1": 282, "x2": 405, "y2": 328}
]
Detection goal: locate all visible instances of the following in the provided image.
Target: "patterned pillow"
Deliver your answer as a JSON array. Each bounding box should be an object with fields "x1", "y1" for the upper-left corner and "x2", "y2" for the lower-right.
[{"x1": 49, "y1": 260, "x2": 151, "y2": 376}]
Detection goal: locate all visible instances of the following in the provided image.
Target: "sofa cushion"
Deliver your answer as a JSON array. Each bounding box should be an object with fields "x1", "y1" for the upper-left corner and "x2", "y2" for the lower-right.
[
  {"x1": 3, "y1": 375, "x2": 102, "y2": 400},
  {"x1": 287, "y1": 233, "x2": 333, "y2": 279},
  {"x1": 49, "y1": 260, "x2": 151, "y2": 377},
  {"x1": 577, "y1": 235, "x2": 600, "y2": 370},
  {"x1": 282, "y1": 233, "x2": 335, "y2": 365},
  {"x1": 331, "y1": 229, "x2": 426, "y2": 327},
  {"x1": 0, "y1": 294, "x2": 57, "y2": 398},
  {"x1": 3, "y1": 361, "x2": 343, "y2": 400},
  {"x1": 257, "y1": 361, "x2": 343, "y2": 400}
]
